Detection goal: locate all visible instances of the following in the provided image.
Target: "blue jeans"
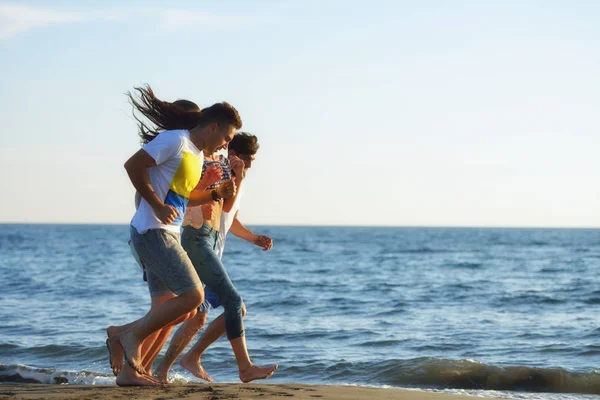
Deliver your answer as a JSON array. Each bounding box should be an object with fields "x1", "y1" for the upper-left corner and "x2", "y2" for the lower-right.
[{"x1": 182, "y1": 223, "x2": 245, "y2": 340}]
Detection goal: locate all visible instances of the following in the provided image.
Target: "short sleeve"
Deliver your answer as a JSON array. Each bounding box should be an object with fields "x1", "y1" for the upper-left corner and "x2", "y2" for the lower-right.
[{"x1": 141, "y1": 130, "x2": 183, "y2": 165}]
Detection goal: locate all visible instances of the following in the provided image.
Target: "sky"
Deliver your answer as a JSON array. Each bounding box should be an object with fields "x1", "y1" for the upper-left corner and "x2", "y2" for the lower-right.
[{"x1": 1, "y1": 0, "x2": 599, "y2": 227}]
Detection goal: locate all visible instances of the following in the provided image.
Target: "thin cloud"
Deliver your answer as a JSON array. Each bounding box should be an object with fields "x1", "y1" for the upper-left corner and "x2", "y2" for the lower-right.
[
  {"x1": 0, "y1": 3, "x2": 272, "y2": 40},
  {"x1": 0, "y1": 4, "x2": 85, "y2": 39},
  {"x1": 156, "y1": 9, "x2": 268, "y2": 31}
]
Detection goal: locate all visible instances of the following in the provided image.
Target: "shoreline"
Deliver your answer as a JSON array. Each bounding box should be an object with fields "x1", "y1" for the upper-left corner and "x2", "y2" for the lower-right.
[{"x1": 0, "y1": 383, "x2": 500, "y2": 400}]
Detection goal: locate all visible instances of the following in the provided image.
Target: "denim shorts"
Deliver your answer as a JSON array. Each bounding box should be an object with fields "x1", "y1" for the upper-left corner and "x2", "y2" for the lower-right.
[{"x1": 130, "y1": 226, "x2": 202, "y2": 296}]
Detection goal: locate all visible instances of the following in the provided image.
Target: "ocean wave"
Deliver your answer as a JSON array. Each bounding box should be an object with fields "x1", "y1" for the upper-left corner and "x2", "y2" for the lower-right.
[
  {"x1": 526, "y1": 241, "x2": 550, "y2": 247},
  {"x1": 373, "y1": 309, "x2": 407, "y2": 317},
  {"x1": 449, "y1": 262, "x2": 482, "y2": 269},
  {"x1": 357, "y1": 339, "x2": 411, "y2": 347},
  {"x1": 2, "y1": 358, "x2": 599, "y2": 395},
  {"x1": 493, "y1": 293, "x2": 564, "y2": 306},
  {"x1": 577, "y1": 345, "x2": 600, "y2": 356},
  {"x1": 0, "y1": 364, "x2": 201, "y2": 386},
  {"x1": 0, "y1": 344, "x2": 106, "y2": 361},
  {"x1": 394, "y1": 248, "x2": 448, "y2": 254},
  {"x1": 319, "y1": 358, "x2": 600, "y2": 395},
  {"x1": 0, "y1": 364, "x2": 115, "y2": 385}
]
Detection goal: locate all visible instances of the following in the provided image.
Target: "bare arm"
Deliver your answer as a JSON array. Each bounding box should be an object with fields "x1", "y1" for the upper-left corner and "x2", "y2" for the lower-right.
[
  {"x1": 230, "y1": 213, "x2": 273, "y2": 251},
  {"x1": 124, "y1": 149, "x2": 163, "y2": 210},
  {"x1": 223, "y1": 156, "x2": 245, "y2": 213},
  {"x1": 223, "y1": 176, "x2": 243, "y2": 212},
  {"x1": 229, "y1": 212, "x2": 255, "y2": 242},
  {"x1": 188, "y1": 189, "x2": 215, "y2": 207},
  {"x1": 188, "y1": 179, "x2": 236, "y2": 207},
  {"x1": 125, "y1": 149, "x2": 180, "y2": 224}
]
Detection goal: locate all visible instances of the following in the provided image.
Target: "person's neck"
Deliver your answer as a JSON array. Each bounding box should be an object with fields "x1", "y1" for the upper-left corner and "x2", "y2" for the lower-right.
[
  {"x1": 188, "y1": 126, "x2": 209, "y2": 151},
  {"x1": 204, "y1": 152, "x2": 219, "y2": 161}
]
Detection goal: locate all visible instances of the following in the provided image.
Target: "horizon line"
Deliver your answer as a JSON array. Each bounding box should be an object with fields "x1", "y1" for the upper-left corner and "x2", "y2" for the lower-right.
[{"x1": 0, "y1": 222, "x2": 598, "y2": 230}]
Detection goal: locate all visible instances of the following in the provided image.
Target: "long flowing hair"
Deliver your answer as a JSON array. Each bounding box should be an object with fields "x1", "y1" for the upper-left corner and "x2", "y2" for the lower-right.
[{"x1": 127, "y1": 85, "x2": 203, "y2": 144}]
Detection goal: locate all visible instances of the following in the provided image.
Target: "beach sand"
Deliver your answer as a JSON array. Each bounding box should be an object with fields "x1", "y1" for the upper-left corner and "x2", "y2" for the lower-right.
[{"x1": 0, "y1": 383, "x2": 497, "y2": 400}]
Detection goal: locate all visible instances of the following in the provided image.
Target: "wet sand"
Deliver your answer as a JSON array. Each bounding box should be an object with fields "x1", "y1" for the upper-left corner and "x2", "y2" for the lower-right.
[{"x1": 0, "y1": 383, "x2": 498, "y2": 400}]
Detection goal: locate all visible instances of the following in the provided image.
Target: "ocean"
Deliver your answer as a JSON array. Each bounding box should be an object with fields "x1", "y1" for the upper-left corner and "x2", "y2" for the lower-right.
[{"x1": 1, "y1": 224, "x2": 599, "y2": 399}]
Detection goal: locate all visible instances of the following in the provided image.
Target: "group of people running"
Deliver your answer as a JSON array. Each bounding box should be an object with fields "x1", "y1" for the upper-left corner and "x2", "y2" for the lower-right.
[{"x1": 105, "y1": 85, "x2": 278, "y2": 386}]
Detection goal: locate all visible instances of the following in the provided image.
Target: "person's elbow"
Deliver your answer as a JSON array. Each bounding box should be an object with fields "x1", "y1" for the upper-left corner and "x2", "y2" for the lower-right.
[
  {"x1": 124, "y1": 153, "x2": 145, "y2": 175},
  {"x1": 124, "y1": 156, "x2": 135, "y2": 173}
]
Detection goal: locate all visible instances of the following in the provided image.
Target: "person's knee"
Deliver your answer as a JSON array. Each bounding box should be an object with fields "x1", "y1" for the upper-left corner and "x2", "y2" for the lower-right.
[
  {"x1": 151, "y1": 293, "x2": 176, "y2": 308},
  {"x1": 171, "y1": 309, "x2": 195, "y2": 326},
  {"x1": 170, "y1": 315, "x2": 186, "y2": 326},
  {"x1": 181, "y1": 287, "x2": 204, "y2": 310},
  {"x1": 195, "y1": 311, "x2": 208, "y2": 327},
  {"x1": 187, "y1": 308, "x2": 198, "y2": 320},
  {"x1": 183, "y1": 311, "x2": 207, "y2": 333},
  {"x1": 225, "y1": 293, "x2": 244, "y2": 318}
]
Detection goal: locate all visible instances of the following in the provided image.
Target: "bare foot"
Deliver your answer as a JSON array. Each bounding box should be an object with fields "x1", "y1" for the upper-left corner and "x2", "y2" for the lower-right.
[
  {"x1": 119, "y1": 331, "x2": 146, "y2": 375},
  {"x1": 116, "y1": 364, "x2": 162, "y2": 387},
  {"x1": 180, "y1": 353, "x2": 213, "y2": 382},
  {"x1": 152, "y1": 362, "x2": 170, "y2": 384},
  {"x1": 105, "y1": 333, "x2": 124, "y2": 376},
  {"x1": 145, "y1": 361, "x2": 155, "y2": 376},
  {"x1": 239, "y1": 364, "x2": 278, "y2": 383}
]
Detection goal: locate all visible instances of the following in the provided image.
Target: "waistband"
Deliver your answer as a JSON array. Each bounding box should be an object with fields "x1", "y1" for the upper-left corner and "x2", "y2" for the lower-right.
[{"x1": 182, "y1": 222, "x2": 219, "y2": 238}]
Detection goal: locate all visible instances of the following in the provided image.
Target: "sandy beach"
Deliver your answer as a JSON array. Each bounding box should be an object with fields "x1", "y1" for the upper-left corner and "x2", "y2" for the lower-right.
[{"x1": 0, "y1": 383, "x2": 496, "y2": 400}]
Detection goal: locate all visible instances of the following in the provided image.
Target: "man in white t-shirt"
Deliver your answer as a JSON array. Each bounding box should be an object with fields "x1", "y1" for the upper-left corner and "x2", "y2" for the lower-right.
[
  {"x1": 154, "y1": 132, "x2": 274, "y2": 383},
  {"x1": 108, "y1": 86, "x2": 241, "y2": 387}
]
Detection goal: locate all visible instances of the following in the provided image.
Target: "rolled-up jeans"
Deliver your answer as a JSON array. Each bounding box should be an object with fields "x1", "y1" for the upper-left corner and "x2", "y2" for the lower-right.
[{"x1": 182, "y1": 223, "x2": 245, "y2": 340}]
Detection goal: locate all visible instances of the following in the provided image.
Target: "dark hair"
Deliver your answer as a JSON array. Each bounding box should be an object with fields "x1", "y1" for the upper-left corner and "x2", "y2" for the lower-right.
[
  {"x1": 229, "y1": 132, "x2": 259, "y2": 155},
  {"x1": 173, "y1": 99, "x2": 200, "y2": 111},
  {"x1": 127, "y1": 85, "x2": 243, "y2": 144}
]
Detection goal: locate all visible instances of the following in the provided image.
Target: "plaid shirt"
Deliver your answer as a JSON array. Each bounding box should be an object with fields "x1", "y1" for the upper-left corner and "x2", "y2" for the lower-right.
[{"x1": 202, "y1": 155, "x2": 232, "y2": 190}]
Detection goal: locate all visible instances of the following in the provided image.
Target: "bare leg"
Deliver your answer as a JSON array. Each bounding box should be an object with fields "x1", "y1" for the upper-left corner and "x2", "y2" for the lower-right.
[
  {"x1": 119, "y1": 288, "x2": 203, "y2": 374},
  {"x1": 139, "y1": 294, "x2": 178, "y2": 373},
  {"x1": 178, "y1": 316, "x2": 219, "y2": 381},
  {"x1": 106, "y1": 293, "x2": 176, "y2": 375},
  {"x1": 231, "y1": 335, "x2": 278, "y2": 383},
  {"x1": 145, "y1": 308, "x2": 197, "y2": 373},
  {"x1": 154, "y1": 311, "x2": 207, "y2": 383},
  {"x1": 186, "y1": 232, "x2": 276, "y2": 382},
  {"x1": 179, "y1": 312, "x2": 227, "y2": 382},
  {"x1": 140, "y1": 330, "x2": 162, "y2": 371},
  {"x1": 182, "y1": 304, "x2": 276, "y2": 383}
]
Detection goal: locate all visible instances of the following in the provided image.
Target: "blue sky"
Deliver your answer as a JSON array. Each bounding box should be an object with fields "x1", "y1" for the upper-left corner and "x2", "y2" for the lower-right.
[{"x1": 1, "y1": 0, "x2": 599, "y2": 227}]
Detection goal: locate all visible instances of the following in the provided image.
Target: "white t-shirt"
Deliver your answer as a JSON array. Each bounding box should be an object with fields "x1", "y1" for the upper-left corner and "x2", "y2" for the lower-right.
[
  {"x1": 131, "y1": 130, "x2": 203, "y2": 234},
  {"x1": 215, "y1": 183, "x2": 244, "y2": 258}
]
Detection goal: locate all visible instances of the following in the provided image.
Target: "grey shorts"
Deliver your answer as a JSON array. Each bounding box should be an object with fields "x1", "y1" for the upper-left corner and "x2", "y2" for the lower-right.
[{"x1": 130, "y1": 226, "x2": 202, "y2": 296}]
